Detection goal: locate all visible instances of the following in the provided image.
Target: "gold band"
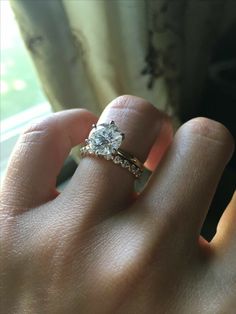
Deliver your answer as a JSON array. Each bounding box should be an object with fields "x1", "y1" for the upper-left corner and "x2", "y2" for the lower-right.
[{"x1": 80, "y1": 146, "x2": 143, "y2": 178}]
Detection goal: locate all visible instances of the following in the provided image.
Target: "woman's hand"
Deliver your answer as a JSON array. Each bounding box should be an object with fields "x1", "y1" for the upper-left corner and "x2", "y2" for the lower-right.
[{"x1": 1, "y1": 95, "x2": 235, "y2": 314}]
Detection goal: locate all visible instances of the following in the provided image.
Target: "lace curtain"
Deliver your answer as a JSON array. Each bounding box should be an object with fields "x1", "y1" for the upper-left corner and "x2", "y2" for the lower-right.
[{"x1": 10, "y1": 0, "x2": 236, "y2": 119}]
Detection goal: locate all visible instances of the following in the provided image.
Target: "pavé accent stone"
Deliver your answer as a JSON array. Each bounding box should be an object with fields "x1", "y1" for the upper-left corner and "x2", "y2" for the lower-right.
[
  {"x1": 131, "y1": 164, "x2": 137, "y2": 174},
  {"x1": 122, "y1": 160, "x2": 130, "y2": 168},
  {"x1": 114, "y1": 155, "x2": 122, "y2": 164}
]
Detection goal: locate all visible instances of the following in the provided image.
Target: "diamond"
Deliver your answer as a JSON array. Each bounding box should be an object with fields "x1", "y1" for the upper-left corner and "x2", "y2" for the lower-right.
[
  {"x1": 88, "y1": 122, "x2": 123, "y2": 156},
  {"x1": 104, "y1": 154, "x2": 113, "y2": 160},
  {"x1": 131, "y1": 164, "x2": 137, "y2": 174},
  {"x1": 114, "y1": 155, "x2": 122, "y2": 164},
  {"x1": 122, "y1": 160, "x2": 130, "y2": 169}
]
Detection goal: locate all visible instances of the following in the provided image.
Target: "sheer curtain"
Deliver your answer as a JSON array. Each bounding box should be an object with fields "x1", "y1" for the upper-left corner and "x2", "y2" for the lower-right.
[{"x1": 10, "y1": 0, "x2": 236, "y2": 119}]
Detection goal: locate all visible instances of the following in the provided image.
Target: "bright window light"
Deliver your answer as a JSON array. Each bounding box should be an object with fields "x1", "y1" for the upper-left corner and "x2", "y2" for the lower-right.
[{"x1": 0, "y1": 0, "x2": 51, "y2": 179}]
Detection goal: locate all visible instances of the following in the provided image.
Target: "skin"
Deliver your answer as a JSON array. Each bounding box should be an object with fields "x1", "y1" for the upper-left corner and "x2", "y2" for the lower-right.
[{"x1": 0, "y1": 95, "x2": 235, "y2": 314}]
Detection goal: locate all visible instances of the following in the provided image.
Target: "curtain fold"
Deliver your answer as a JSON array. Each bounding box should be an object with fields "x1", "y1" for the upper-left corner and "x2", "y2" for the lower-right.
[
  {"x1": 10, "y1": 0, "x2": 236, "y2": 118},
  {"x1": 10, "y1": 0, "x2": 98, "y2": 113}
]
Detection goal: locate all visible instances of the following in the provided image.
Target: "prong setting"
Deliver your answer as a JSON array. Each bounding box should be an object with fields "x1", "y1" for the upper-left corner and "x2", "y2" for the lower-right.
[{"x1": 80, "y1": 120, "x2": 143, "y2": 178}]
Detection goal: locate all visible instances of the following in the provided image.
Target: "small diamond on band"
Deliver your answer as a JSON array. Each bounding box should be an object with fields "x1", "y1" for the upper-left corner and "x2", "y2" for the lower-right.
[{"x1": 114, "y1": 155, "x2": 122, "y2": 164}]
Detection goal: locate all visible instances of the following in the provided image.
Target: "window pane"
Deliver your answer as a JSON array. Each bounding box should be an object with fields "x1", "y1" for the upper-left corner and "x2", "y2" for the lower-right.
[{"x1": 0, "y1": 1, "x2": 51, "y2": 178}]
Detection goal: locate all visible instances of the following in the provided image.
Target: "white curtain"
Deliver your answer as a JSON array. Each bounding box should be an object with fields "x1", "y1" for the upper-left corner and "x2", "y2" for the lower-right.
[{"x1": 10, "y1": 0, "x2": 236, "y2": 119}]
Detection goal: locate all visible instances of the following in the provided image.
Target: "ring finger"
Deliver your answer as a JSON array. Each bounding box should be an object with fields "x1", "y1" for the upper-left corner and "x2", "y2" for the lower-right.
[{"x1": 58, "y1": 95, "x2": 173, "y2": 223}]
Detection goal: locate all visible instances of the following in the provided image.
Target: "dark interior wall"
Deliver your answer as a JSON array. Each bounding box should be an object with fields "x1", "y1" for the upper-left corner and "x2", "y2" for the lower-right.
[{"x1": 180, "y1": 24, "x2": 236, "y2": 240}]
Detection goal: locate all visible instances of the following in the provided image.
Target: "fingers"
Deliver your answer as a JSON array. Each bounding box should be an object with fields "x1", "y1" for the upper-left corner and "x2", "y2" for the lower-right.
[
  {"x1": 144, "y1": 115, "x2": 173, "y2": 171},
  {"x1": 1, "y1": 109, "x2": 97, "y2": 212},
  {"x1": 210, "y1": 192, "x2": 236, "y2": 296},
  {"x1": 60, "y1": 95, "x2": 173, "y2": 221},
  {"x1": 138, "y1": 117, "x2": 234, "y2": 245},
  {"x1": 212, "y1": 191, "x2": 236, "y2": 251}
]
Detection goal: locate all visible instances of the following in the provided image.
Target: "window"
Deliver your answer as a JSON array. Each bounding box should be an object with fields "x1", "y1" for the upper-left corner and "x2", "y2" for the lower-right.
[{"x1": 0, "y1": 1, "x2": 51, "y2": 179}]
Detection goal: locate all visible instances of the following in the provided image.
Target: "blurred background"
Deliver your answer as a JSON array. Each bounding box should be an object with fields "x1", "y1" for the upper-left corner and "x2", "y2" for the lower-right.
[
  {"x1": 0, "y1": 1, "x2": 51, "y2": 177},
  {"x1": 0, "y1": 0, "x2": 235, "y2": 240}
]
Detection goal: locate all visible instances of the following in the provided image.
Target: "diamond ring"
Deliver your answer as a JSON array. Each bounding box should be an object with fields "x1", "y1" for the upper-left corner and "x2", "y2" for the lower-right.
[{"x1": 80, "y1": 121, "x2": 144, "y2": 178}]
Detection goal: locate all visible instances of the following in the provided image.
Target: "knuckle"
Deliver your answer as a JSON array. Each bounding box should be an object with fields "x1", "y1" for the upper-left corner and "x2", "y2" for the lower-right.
[
  {"x1": 23, "y1": 114, "x2": 56, "y2": 135},
  {"x1": 181, "y1": 117, "x2": 235, "y2": 150},
  {"x1": 113, "y1": 94, "x2": 143, "y2": 106},
  {"x1": 107, "y1": 94, "x2": 159, "y2": 117},
  {"x1": 20, "y1": 115, "x2": 59, "y2": 144}
]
